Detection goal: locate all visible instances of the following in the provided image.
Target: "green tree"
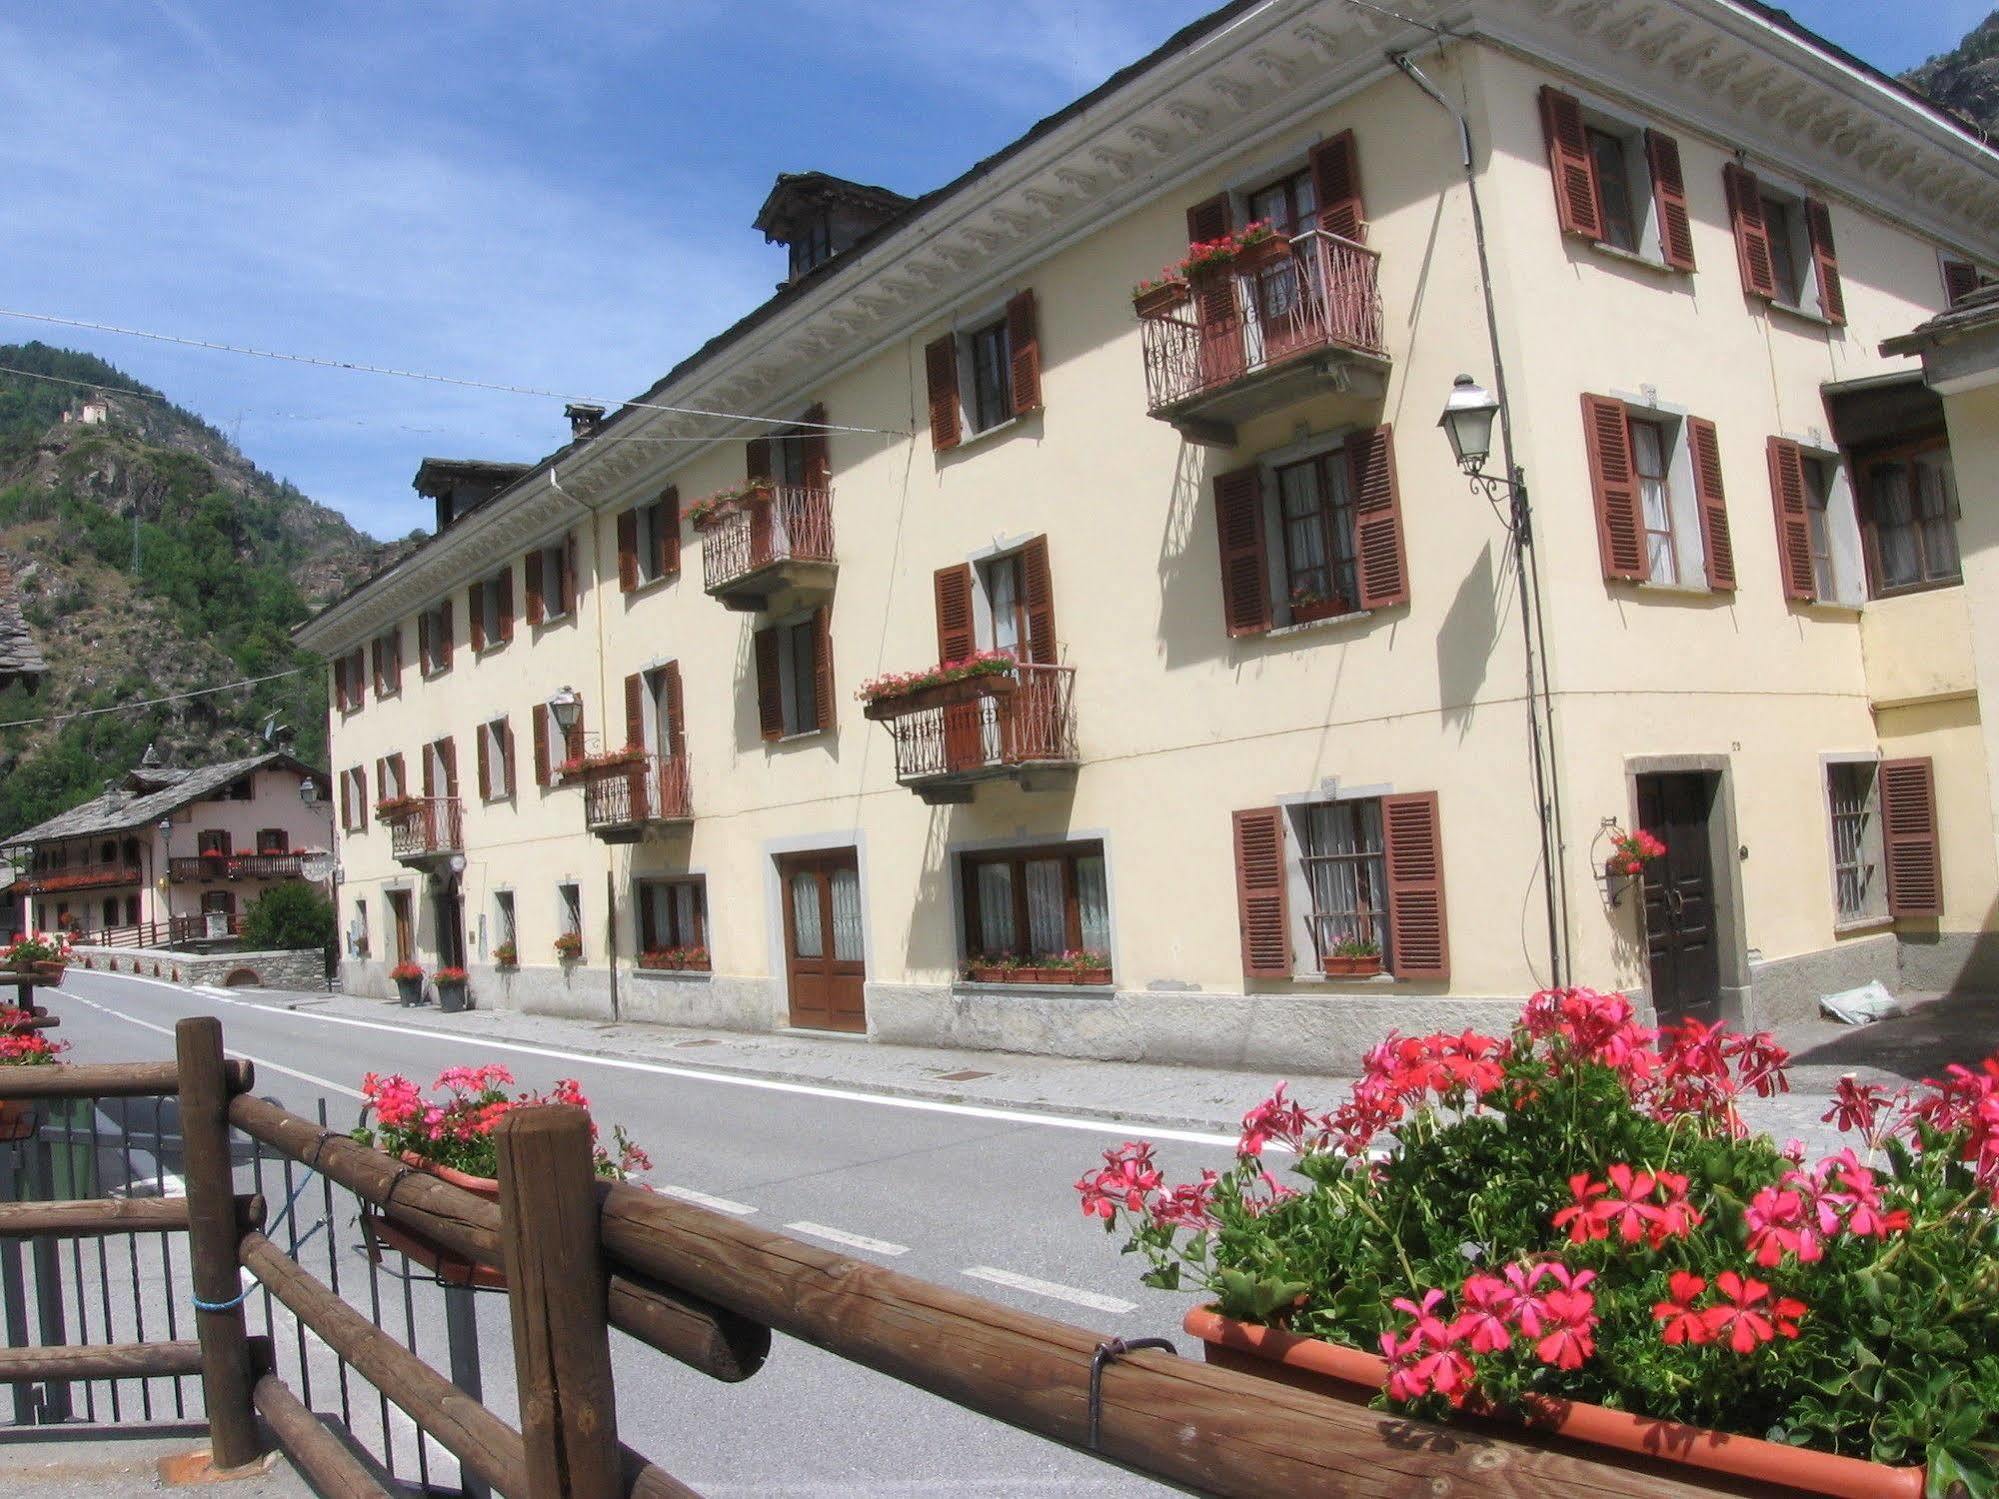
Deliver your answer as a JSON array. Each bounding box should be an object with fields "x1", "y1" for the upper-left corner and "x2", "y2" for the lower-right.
[{"x1": 240, "y1": 882, "x2": 335, "y2": 973}]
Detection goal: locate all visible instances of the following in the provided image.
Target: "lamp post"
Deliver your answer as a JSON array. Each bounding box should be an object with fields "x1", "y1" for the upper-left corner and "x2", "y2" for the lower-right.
[
  {"x1": 156, "y1": 816, "x2": 173, "y2": 947},
  {"x1": 547, "y1": 686, "x2": 582, "y2": 743},
  {"x1": 1437, "y1": 374, "x2": 1528, "y2": 538}
]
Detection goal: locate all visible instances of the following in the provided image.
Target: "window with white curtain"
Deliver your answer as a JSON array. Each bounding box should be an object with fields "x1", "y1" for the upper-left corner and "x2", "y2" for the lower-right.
[
  {"x1": 1865, "y1": 444, "x2": 1961, "y2": 595},
  {"x1": 959, "y1": 840, "x2": 1111, "y2": 971},
  {"x1": 1300, "y1": 798, "x2": 1389, "y2": 971}
]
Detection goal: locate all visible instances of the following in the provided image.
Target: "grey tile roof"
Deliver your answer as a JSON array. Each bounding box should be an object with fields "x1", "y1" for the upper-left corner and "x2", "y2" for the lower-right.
[
  {"x1": 0, "y1": 566, "x2": 47, "y2": 686},
  {"x1": 2, "y1": 752, "x2": 318, "y2": 848},
  {"x1": 1881, "y1": 283, "x2": 1999, "y2": 355}
]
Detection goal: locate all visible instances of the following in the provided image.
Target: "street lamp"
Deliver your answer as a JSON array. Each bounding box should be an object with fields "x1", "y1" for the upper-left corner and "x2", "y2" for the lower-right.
[
  {"x1": 156, "y1": 816, "x2": 173, "y2": 946},
  {"x1": 547, "y1": 686, "x2": 582, "y2": 737},
  {"x1": 1437, "y1": 373, "x2": 1528, "y2": 539},
  {"x1": 298, "y1": 776, "x2": 319, "y2": 807}
]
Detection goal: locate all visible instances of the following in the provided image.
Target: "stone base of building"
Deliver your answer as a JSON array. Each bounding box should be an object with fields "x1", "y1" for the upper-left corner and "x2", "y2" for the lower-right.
[
  {"x1": 77, "y1": 944, "x2": 327, "y2": 991},
  {"x1": 1746, "y1": 930, "x2": 1999, "y2": 1027}
]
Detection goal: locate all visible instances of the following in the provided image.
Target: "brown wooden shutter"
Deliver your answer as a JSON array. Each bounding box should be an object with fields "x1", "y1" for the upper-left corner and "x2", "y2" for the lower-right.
[
  {"x1": 374, "y1": 757, "x2": 386, "y2": 802},
  {"x1": 1184, "y1": 193, "x2": 1241, "y2": 389},
  {"x1": 439, "y1": 737, "x2": 457, "y2": 798},
  {"x1": 468, "y1": 580, "x2": 486, "y2": 650},
  {"x1": 1347, "y1": 425, "x2": 1409, "y2": 609},
  {"x1": 438, "y1": 605, "x2": 453, "y2": 669},
  {"x1": 753, "y1": 626, "x2": 784, "y2": 742},
  {"x1": 339, "y1": 771, "x2": 352, "y2": 830},
  {"x1": 1005, "y1": 291, "x2": 1041, "y2": 416},
  {"x1": 421, "y1": 749, "x2": 435, "y2": 798},
  {"x1": 1723, "y1": 164, "x2": 1778, "y2": 299},
  {"x1": 1538, "y1": 87, "x2": 1602, "y2": 240},
  {"x1": 659, "y1": 486, "x2": 680, "y2": 575},
  {"x1": 1881, "y1": 757, "x2": 1942, "y2": 919},
  {"x1": 798, "y1": 404, "x2": 830, "y2": 486},
  {"x1": 417, "y1": 611, "x2": 431, "y2": 670},
  {"x1": 662, "y1": 661, "x2": 685, "y2": 758},
  {"x1": 1021, "y1": 537, "x2": 1057, "y2": 666},
  {"x1": 934, "y1": 564, "x2": 975, "y2": 662},
  {"x1": 1231, "y1": 807, "x2": 1291, "y2": 978},
  {"x1": 1581, "y1": 395, "x2": 1648, "y2": 581},
  {"x1": 532, "y1": 705, "x2": 551, "y2": 787},
  {"x1": 617, "y1": 509, "x2": 639, "y2": 592},
  {"x1": 1765, "y1": 437, "x2": 1817, "y2": 602},
  {"x1": 812, "y1": 607, "x2": 835, "y2": 733},
  {"x1": 924, "y1": 336, "x2": 961, "y2": 452},
  {"x1": 1686, "y1": 417, "x2": 1736, "y2": 591},
  {"x1": 565, "y1": 702, "x2": 585, "y2": 763},
  {"x1": 746, "y1": 435, "x2": 772, "y2": 485},
  {"x1": 476, "y1": 726, "x2": 491, "y2": 800},
  {"x1": 1645, "y1": 130, "x2": 1696, "y2": 271},
  {"x1": 500, "y1": 719, "x2": 515, "y2": 798},
  {"x1": 370, "y1": 639, "x2": 383, "y2": 695},
  {"x1": 563, "y1": 533, "x2": 578, "y2": 614},
  {"x1": 1186, "y1": 192, "x2": 1231, "y2": 245},
  {"x1": 1383, "y1": 791, "x2": 1449, "y2": 980},
  {"x1": 1213, "y1": 465, "x2": 1271, "y2": 637},
  {"x1": 496, "y1": 570, "x2": 513, "y2": 643},
  {"x1": 525, "y1": 549, "x2": 545, "y2": 624},
  {"x1": 1804, "y1": 197, "x2": 1845, "y2": 325},
  {"x1": 332, "y1": 656, "x2": 349, "y2": 712},
  {"x1": 1944, "y1": 259, "x2": 1980, "y2": 307},
  {"x1": 624, "y1": 673, "x2": 644, "y2": 750},
  {"x1": 1308, "y1": 131, "x2": 1364, "y2": 242}
]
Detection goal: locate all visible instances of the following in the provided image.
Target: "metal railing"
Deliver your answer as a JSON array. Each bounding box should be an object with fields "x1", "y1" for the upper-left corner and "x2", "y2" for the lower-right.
[
  {"x1": 582, "y1": 754, "x2": 693, "y2": 832},
  {"x1": 700, "y1": 485, "x2": 835, "y2": 594},
  {"x1": 386, "y1": 798, "x2": 462, "y2": 862},
  {"x1": 73, "y1": 915, "x2": 247, "y2": 950},
  {"x1": 24, "y1": 864, "x2": 144, "y2": 896},
  {"x1": 882, "y1": 664, "x2": 1077, "y2": 785},
  {"x1": 1138, "y1": 228, "x2": 1384, "y2": 412},
  {"x1": 167, "y1": 855, "x2": 305, "y2": 883}
]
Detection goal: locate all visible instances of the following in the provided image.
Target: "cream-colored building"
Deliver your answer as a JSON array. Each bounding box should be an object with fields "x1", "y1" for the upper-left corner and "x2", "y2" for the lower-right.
[{"x1": 298, "y1": 0, "x2": 1999, "y2": 1070}]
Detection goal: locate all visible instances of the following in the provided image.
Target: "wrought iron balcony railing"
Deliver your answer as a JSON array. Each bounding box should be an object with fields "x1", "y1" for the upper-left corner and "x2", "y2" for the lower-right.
[
  {"x1": 582, "y1": 755, "x2": 692, "y2": 842},
  {"x1": 700, "y1": 485, "x2": 835, "y2": 611},
  {"x1": 387, "y1": 798, "x2": 463, "y2": 865},
  {"x1": 872, "y1": 663, "x2": 1077, "y2": 803}
]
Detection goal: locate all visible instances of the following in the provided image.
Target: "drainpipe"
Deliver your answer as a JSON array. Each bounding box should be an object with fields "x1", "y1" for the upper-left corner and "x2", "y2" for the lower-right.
[{"x1": 1391, "y1": 47, "x2": 1573, "y2": 989}]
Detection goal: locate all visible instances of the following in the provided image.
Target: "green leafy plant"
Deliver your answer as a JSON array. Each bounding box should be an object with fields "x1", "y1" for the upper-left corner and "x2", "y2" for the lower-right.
[
  {"x1": 354, "y1": 1067, "x2": 650, "y2": 1180},
  {"x1": 1079, "y1": 988, "x2": 1999, "y2": 1493},
  {"x1": 241, "y1": 882, "x2": 335, "y2": 968},
  {"x1": 491, "y1": 942, "x2": 517, "y2": 968}
]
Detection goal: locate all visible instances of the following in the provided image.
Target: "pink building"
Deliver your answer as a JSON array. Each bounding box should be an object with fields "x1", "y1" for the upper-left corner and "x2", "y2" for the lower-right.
[{"x1": 4, "y1": 752, "x2": 332, "y2": 945}]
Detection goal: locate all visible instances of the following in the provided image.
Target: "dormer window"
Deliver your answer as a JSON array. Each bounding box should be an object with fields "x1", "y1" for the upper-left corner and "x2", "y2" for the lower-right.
[
  {"x1": 754, "y1": 172, "x2": 913, "y2": 288},
  {"x1": 791, "y1": 214, "x2": 835, "y2": 279}
]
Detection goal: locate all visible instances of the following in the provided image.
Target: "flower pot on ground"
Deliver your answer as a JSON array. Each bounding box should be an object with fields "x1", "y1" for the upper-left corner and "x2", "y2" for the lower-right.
[
  {"x1": 434, "y1": 967, "x2": 470, "y2": 1014},
  {"x1": 388, "y1": 961, "x2": 424, "y2": 1007},
  {"x1": 1077, "y1": 986, "x2": 1999, "y2": 1494}
]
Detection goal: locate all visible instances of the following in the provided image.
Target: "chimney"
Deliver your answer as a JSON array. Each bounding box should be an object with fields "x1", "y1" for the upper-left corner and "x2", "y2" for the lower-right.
[{"x1": 564, "y1": 403, "x2": 607, "y2": 439}]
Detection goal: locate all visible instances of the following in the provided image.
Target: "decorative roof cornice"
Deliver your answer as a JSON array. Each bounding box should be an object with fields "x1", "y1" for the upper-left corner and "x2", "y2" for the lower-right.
[{"x1": 298, "y1": 0, "x2": 1999, "y2": 654}]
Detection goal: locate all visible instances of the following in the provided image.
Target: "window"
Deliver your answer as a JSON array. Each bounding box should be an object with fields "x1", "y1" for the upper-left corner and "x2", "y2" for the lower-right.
[
  {"x1": 637, "y1": 496, "x2": 676, "y2": 585},
  {"x1": 1274, "y1": 452, "x2": 1359, "y2": 615},
  {"x1": 1300, "y1": 800, "x2": 1388, "y2": 970},
  {"x1": 1761, "y1": 193, "x2": 1804, "y2": 308},
  {"x1": 968, "y1": 318, "x2": 1013, "y2": 435},
  {"x1": 1585, "y1": 127, "x2": 1640, "y2": 253},
  {"x1": 1826, "y1": 761, "x2": 1886, "y2": 926},
  {"x1": 371, "y1": 629, "x2": 403, "y2": 697},
  {"x1": 1803, "y1": 456, "x2": 1838, "y2": 601},
  {"x1": 101, "y1": 897, "x2": 117, "y2": 928},
  {"x1": 1246, "y1": 167, "x2": 1317, "y2": 236},
  {"x1": 527, "y1": 537, "x2": 575, "y2": 623},
  {"x1": 256, "y1": 829, "x2": 287, "y2": 855},
  {"x1": 921, "y1": 291, "x2": 1040, "y2": 451},
  {"x1": 469, "y1": 567, "x2": 512, "y2": 652},
  {"x1": 477, "y1": 717, "x2": 514, "y2": 802},
  {"x1": 959, "y1": 841, "x2": 1110, "y2": 970},
  {"x1": 351, "y1": 900, "x2": 370, "y2": 958},
  {"x1": 376, "y1": 753, "x2": 407, "y2": 803},
  {"x1": 1629, "y1": 417, "x2": 1676, "y2": 585},
  {"x1": 1865, "y1": 444, "x2": 1961, "y2": 594},
  {"x1": 493, "y1": 891, "x2": 515, "y2": 951},
  {"x1": 1580, "y1": 397, "x2": 1734, "y2": 591},
  {"x1": 124, "y1": 895, "x2": 140, "y2": 926},
  {"x1": 753, "y1": 609, "x2": 832, "y2": 741},
  {"x1": 418, "y1": 601, "x2": 453, "y2": 675},
  {"x1": 1538, "y1": 89, "x2": 1695, "y2": 272},
  {"x1": 333, "y1": 648, "x2": 366, "y2": 713},
  {"x1": 790, "y1": 214, "x2": 834, "y2": 279},
  {"x1": 338, "y1": 768, "x2": 368, "y2": 832},
  {"x1": 421, "y1": 738, "x2": 457, "y2": 800},
  {"x1": 386, "y1": 891, "x2": 413, "y2": 964},
  {"x1": 1724, "y1": 165, "x2": 1843, "y2": 322},
  {"x1": 636, "y1": 877, "x2": 706, "y2": 955},
  {"x1": 557, "y1": 883, "x2": 583, "y2": 958},
  {"x1": 228, "y1": 778, "x2": 254, "y2": 802}
]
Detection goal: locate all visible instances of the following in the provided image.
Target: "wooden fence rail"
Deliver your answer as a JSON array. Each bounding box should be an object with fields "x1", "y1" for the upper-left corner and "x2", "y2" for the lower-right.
[{"x1": 0, "y1": 1014, "x2": 1737, "y2": 1499}]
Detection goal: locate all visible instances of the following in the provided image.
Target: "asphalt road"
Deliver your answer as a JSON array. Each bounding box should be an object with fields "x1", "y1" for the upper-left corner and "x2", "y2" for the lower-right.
[{"x1": 31, "y1": 969, "x2": 1246, "y2": 1496}]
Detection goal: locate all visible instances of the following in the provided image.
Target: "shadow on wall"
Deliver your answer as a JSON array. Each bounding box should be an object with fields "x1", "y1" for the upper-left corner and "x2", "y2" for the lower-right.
[
  {"x1": 899, "y1": 784, "x2": 1084, "y2": 978},
  {"x1": 1154, "y1": 440, "x2": 1226, "y2": 672},
  {"x1": 1436, "y1": 538, "x2": 1501, "y2": 738}
]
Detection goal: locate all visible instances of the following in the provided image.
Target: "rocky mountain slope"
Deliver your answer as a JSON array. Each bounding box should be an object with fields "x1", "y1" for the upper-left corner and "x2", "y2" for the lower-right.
[
  {"x1": 0, "y1": 343, "x2": 410, "y2": 834},
  {"x1": 1903, "y1": 10, "x2": 1999, "y2": 136}
]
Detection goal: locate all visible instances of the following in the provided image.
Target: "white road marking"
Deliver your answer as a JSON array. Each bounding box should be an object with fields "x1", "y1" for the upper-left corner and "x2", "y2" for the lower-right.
[
  {"x1": 784, "y1": 1221, "x2": 909, "y2": 1256},
  {"x1": 654, "y1": 1184, "x2": 757, "y2": 1216},
  {"x1": 960, "y1": 1267, "x2": 1136, "y2": 1316},
  {"x1": 63, "y1": 992, "x2": 364, "y2": 1099},
  {"x1": 67, "y1": 971, "x2": 1241, "y2": 1147}
]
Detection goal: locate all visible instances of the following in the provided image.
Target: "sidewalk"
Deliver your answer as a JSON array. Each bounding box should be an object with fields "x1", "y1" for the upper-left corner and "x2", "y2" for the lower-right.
[{"x1": 237, "y1": 981, "x2": 1997, "y2": 1152}]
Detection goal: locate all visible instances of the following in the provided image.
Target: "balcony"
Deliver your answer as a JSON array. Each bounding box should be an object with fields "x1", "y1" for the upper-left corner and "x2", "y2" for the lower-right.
[
  {"x1": 386, "y1": 798, "x2": 463, "y2": 869},
  {"x1": 1137, "y1": 229, "x2": 1388, "y2": 447},
  {"x1": 26, "y1": 862, "x2": 143, "y2": 895},
  {"x1": 168, "y1": 853, "x2": 306, "y2": 883},
  {"x1": 582, "y1": 755, "x2": 693, "y2": 844},
  {"x1": 699, "y1": 484, "x2": 836, "y2": 612},
  {"x1": 868, "y1": 663, "x2": 1078, "y2": 805}
]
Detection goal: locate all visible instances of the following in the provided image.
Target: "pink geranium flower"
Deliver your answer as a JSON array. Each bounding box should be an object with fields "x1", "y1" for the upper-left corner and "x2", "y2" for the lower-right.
[
  {"x1": 1652, "y1": 1271, "x2": 1714, "y2": 1346},
  {"x1": 1700, "y1": 1271, "x2": 1806, "y2": 1353}
]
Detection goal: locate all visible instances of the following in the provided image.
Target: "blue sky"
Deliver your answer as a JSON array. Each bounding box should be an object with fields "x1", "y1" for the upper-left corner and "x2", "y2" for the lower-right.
[{"x1": 1, "y1": 1, "x2": 1987, "y2": 539}]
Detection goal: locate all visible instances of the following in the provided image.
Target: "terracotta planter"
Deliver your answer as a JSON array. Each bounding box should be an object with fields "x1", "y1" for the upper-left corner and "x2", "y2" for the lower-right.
[
  {"x1": 1233, "y1": 235, "x2": 1290, "y2": 275},
  {"x1": 1067, "y1": 968, "x2": 1113, "y2": 986},
  {"x1": 0, "y1": 1097, "x2": 35, "y2": 1143},
  {"x1": 965, "y1": 964, "x2": 1014, "y2": 984},
  {"x1": 1289, "y1": 596, "x2": 1353, "y2": 626},
  {"x1": 861, "y1": 671, "x2": 1017, "y2": 722},
  {"x1": 363, "y1": 1154, "x2": 505, "y2": 1289},
  {"x1": 1016, "y1": 966, "x2": 1068, "y2": 985},
  {"x1": 1131, "y1": 281, "x2": 1191, "y2": 318},
  {"x1": 1184, "y1": 1308, "x2": 1925, "y2": 1499},
  {"x1": 1319, "y1": 953, "x2": 1382, "y2": 977}
]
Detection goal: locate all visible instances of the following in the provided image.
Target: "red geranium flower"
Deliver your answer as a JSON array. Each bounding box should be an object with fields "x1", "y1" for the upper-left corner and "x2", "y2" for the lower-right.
[
  {"x1": 1651, "y1": 1271, "x2": 1714, "y2": 1346},
  {"x1": 1699, "y1": 1271, "x2": 1806, "y2": 1353}
]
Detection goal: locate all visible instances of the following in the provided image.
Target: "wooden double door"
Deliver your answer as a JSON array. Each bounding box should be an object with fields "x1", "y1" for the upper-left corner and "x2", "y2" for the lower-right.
[
  {"x1": 779, "y1": 850, "x2": 866, "y2": 1033},
  {"x1": 1637, "y1": 773, "x2": 1721, "y2": 1027}
]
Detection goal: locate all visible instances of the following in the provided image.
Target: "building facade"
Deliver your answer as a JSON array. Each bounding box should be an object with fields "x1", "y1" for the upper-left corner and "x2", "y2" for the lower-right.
[
  {"x1": 5, "y1": 754, "x2": 332, "y2": 945},
  {"x1": 299, "y1": 0, "x2": 1999, "y2": 1070}
]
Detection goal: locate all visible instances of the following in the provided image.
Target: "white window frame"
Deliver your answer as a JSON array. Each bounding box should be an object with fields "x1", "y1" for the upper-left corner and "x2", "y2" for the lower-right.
[
  {"x1": 1785, "y1": 433, "x2": 1866, "y2": 608},
  {"x1": 479, "y1": 717, "x2": 512, "y2": 802},
  {"x1": 1821, "y1": 753, "x2": 1889, "y2": 931},
  {"x1": 1571, "y1": 98, "x2": 1669, "y2": 269},
  {"x1": 536, "y1": 540, "x2": 574, "y2": 621},
  {"x1": 1606, "y1": 391, "x2": 1714, "y2": 592}
]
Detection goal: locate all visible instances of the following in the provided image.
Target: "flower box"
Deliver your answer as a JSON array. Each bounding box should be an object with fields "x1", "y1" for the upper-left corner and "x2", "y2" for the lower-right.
[
  {"x1": 1132, "y1": 280, "x2": 1190, "y2": 317},
  {"x1": 1232, "y1": 234, "x2": 1291, "y2": 275},
  {"x1": 1289, "y1": 596, "x2": 1353, "y2": 626},
  {"x1": 1185, "y1": 1309, "x2": 1924, "y2": 1499},
  {"x1": 861, "y1": 671, "x2": 1016, "y2": 722},
  {"x1": 1319, "y1": 953, "x2": 1382, "y2": 977},
  {"x1": 363, "y1": 1154, "x2": 506, "y2": 1290},
  {"x1": 554, "y1": 748, "x2": 645, "y2": 783},
  {"x1": 1016, "y1": 966, "x2": 1067, "y2": 986},
  {"x1": 1066, "y1": 968, "x2": 1112, "y2": 986},
  {"x1": 964, "y1": 964, "x2": 1015, "y2": 984}
]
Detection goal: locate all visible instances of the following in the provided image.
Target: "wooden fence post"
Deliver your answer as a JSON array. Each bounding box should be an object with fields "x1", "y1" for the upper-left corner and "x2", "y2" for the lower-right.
[
  {"x1": 175, "y1": 1015, "x2": 263, "y2": 1471},
  {"x1": 495, "y1": 1105, "x2": 621, "y2": 1499}
]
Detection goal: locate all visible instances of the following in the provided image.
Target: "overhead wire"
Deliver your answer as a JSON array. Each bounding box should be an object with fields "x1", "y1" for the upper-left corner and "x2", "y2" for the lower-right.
[{"x1": 0, "y1": 666, "x2": 311, "y2": 731}]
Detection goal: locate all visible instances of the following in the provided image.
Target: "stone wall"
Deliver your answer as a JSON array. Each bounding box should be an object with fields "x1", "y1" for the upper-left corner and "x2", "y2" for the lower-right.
[{"x1": 73, "y1": 944, "x2": 327, "y2": 992}]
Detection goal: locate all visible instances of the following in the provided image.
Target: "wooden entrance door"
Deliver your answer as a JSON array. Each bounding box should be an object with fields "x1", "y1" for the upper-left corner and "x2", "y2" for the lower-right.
[
  {"x1": 387, "y1": 892, "x2": 413, "y2": 964},
  {"x1": 779, "y1": 850, "x2": 866, "y2": 1032},
  {"x1": 1637, "y1": 773, "x2": 1721, "y2": 1027}
]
